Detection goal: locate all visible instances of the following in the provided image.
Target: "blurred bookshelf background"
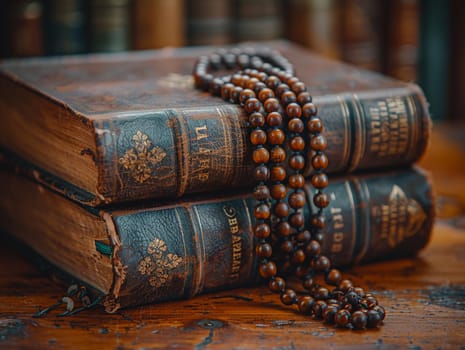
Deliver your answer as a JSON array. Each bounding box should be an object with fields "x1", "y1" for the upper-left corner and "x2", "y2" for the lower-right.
[{"x1": 0, "y1": 0, "x2": 463, "y2": 122}]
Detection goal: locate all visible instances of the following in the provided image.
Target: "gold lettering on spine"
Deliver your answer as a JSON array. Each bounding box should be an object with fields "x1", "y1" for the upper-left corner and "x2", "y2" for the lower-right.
[
  {"x1": 195, "y1": 125, "x2": 208, "y2": 140},
  {"x1": 330, "y1": 206, "x2": 344, "y2": 254},
  {"x1": 374, "y1": 185, "x2": 427, "y2": 248},
  {"x1": 193, "y1": 125, "x2": 210, "y2": 182},
  {"x1": 223, "y1": 206, "x2": 243, "y2": 280},
  {"x1": 368, "y1": 97, "x2": 410, "y2": 158}
]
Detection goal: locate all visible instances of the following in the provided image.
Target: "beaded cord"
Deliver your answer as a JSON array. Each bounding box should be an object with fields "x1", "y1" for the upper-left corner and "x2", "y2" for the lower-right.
[{"x1": 193, "y1": 48, "x2": 385, "y2": 329}]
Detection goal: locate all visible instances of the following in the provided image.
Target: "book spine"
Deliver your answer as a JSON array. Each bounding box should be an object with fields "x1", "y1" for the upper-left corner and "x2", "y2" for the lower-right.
[
  {"x1": 94, "y1": 86, "x2": 431, "y2": 203},
  {"x1": 88, "y1": 0, "x2": 130, "y2": 53},
  {"x1": 186, "y1": 0, "x2": 233, "y2": 46},
  {"x1": 103, "y1": 167, "x2": 434, "y2": 312}
]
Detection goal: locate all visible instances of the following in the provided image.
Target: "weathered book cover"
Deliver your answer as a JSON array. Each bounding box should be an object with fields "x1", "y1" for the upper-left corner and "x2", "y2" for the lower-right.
[
  {"x1": 0, "y1": 166, "x2": 435, "y2": 312},
  {"x1": 0, "y1": 41, "x2": 431, "y2": 205}
]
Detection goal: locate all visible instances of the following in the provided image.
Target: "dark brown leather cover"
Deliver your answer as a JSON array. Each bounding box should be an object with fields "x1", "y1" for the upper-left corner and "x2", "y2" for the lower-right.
[
  {"x1": 0, "y1": 41, "x2": 431, "y2": 205},
  {"x1": 103, "y1": 167, "x2": 435, "y2": 312}
]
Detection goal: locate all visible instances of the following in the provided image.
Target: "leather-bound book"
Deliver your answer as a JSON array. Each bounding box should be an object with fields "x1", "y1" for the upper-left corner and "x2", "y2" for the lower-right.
[
  {"x1": 0, "y1": 167, "x2": 435, "y2": 312},
  {"x1": 0, "y1": 41, "x2": 431, "y2": 205}
]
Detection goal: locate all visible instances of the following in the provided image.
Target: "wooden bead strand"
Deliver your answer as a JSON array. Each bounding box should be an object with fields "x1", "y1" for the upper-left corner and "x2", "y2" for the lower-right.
[{"x1": 193, "y1": 48, "x2": 385, "y2": 330}]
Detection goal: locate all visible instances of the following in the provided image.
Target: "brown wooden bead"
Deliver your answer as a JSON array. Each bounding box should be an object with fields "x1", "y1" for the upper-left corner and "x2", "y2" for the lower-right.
[
  {"x1": 298, "y1": 296, "x2": 314, "y2": 315},
  {"x1": 366, "y1": 296, "x2": 378, "y2": 307},
  {"x1": 305, "y1": 240, "x2": 321, "y2": 257},
  {"x1": 269, "y1": 277, "x2": 285, "y2": 293},
  {"x1": 335, "y1": 309, "x2": 351, "y2": 327},
  {"x1": 291, "y1": 81, "x2": 306, "y2": 95},
  {"x1": 258, "y1": 88, "x2": 275, "y2": 102},
  {"x1": 302, "y1": 102, "x2": 318, "y2": 118},
  {"x1": 239, "y1": 89, "x2": 256, "y2": 105},
  {"x1": 312, "y1": 153, "x2": 328, "y2": 170},
  {"x1": 311, "y1": 173, "x2": 329, "y2": 189},
  {"x1": 354, "y1": 287, "x2": 366, "y2": 298},
  {"x1": 288, "y1": 174, "x2": 305, "y2": 189},
  {"x1": 250, "y1": 129, "x2": 267, "y2": 145},
  {"x1": 297, "y1": 91, "x2": 312, "y2": 105},
  {"x1": 326, "y1": 269, "x2": 342, "y2": 286},
  {"x1": 310, "y1": 135, "x2": 327, "y2": 151},
  {"x1": 286, "y1": 103, "x2": 302, "y2": 118},
  {"x1": 274, "y1": 202, "x2": 289, "y2": 218},
  {"x1": 314, "y1": 192, "x2": 330, "y2": 208},
  {"x1": 270, "y1": 146, "x2": 286, "y2": 163},
  {"x1": 315, "y1": 256, "x2": 331, "y2": 271},
  {"x1": 313, "y1": 300, "x2": 327, "y2": 319},
  {"x1": 323, "y1": 304, "x2": 339, "y2": 324},
  {"x1": 266, "y1": 112, "x2": 283, "y2": 127},
  {"x1": 292, "y1": 249, "x2": 306, "y2": 264},
  {"x1": 254, "y1": 203, "x2": 270, "y2": 219},
  {"x1": 280, "y1": 239, "x2": 294, "y2": 253},
  {"x1": 277, "y1": 222, "x2": 292, "y2": 236},
  {"x1": 221, "y1": 83, "x2": 234, "y2": 100},
  {"x1": 268, "y1": 129, "x2": 285, "y2": 145},
  {"x1": 263, "y1": 98, "x2": 279, "y2": 113},
  {"x1": 256, "y1": 71, "x2": 267, "y2": 82},
  {"x1": 302, "y1": 276, "x2": 313, "y2": 290},
  {"x1": 209, "y1": 78, "x2": 223, "y2": 96},
  {"x1": 289, "y1": 192, "x2": 306, "y2": 209},
  {"x1": 289, "y1": 212, "x2": 304, "y2": 228},
  {"x1": 253, "y1": 184, "x2": 270, "y2": 200},
  {"x1": 288, "y1": 117, "x2": 304, "y2": 133},
  {"x1": 339, "y1": 279, "x2": 354, "y2": 293},
  {"x1": 265, "y1": 76, "x2": 280, "y2": 89},
  {"x1": 352, "y1": 310, "x2": 367, "y2": 330},
  {"x1": 270, "y1": 166, "x2": 286, "y2": 182},
  {"x1": 311, "y1": 214, "x2": 326, "y2": 229},
  {"x1": 281, "y1": 91, "x2": 297, "y2": 105},
  {"x1": 230, "y1": 86, "x2": 243, "y2": 103},
  {"x1": 297, "y1": 230, "x2": 311, "y2": 243},
  {"x1": 308, "y1": 117, "x2": 323, "y2": 133},
  {"x1": 271, "y1": 184, "x2": 287, "y2": 200},
  {"x1": 253, "y1": 165, "x2": 270, "y2": 181},
  {"x1": 314, "y1": 287, "x2": 330, "y2": 300},
  {"x1": 290, "y1": 136, "x2": 305, "y2": 151},
  {"x1": 248, "y1": 112, "x2": 265, "y2": 127},
  {"x1": 245, "y1": 77, "x2": 259, "y2": 90},
  {"x1": 252, "y1": 147, "x2": 270, "y2": 164},
  {"x1": 231, "y1": 73, "x2": 243, "y2": 86},
  {"x1": 286, "y1": 76, "x2": 299, "y2": 87},
  {"x1": 366, "y1": 310, "x2": 382, "y2": 328},
  {"x1": 275, "y1": 83, "x2": 290, "y2": 97},
  {"x1": 373, "y1": 305, "x2": 386, "y2": 320},
  {"x1": 256, "y1": 243, "x2": 273, "y2": 258},
  {"x1": 280, "y1": 289, "x2": 297, "y2": 305},
  {"x1": 254, "y1": 81, "x2": 266, "y2": 94},
  {"x1": 259, "y1": 261, "x2": 277, "y2": 278},
  {"x1": 244, "y1": 97, "x2": 261, "y2": 113},
  {"x1": 289, "y1": 154, "x2": 305, "y2": 170},
  {"x1": 254, "y1": 223, "x2": 271, "y2": 238}
]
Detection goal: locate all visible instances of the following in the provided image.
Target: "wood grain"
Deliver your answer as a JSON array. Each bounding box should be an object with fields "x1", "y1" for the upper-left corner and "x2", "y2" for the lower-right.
[{"x1": 0, "y1": 124, "x2": 464, "y2": 349}]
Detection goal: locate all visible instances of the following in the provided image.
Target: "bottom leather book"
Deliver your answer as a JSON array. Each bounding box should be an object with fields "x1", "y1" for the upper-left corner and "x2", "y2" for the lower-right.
[{"x1": 0, "y1": 167, "x2": 434, "y2": 313}]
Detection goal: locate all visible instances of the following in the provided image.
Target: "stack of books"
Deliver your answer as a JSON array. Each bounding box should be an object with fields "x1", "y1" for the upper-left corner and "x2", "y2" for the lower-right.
[{"x1": 0, "y1": 41, "x2": 434, "y2": 313}]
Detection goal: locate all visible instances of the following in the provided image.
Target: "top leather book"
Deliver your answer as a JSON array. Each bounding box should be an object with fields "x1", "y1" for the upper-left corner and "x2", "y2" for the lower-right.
[{"x1": 0, "y1": 40, "x2": 431, "y2": 206}]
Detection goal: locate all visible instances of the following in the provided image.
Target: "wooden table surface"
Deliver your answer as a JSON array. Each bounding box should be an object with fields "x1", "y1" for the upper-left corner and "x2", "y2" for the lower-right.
[{"x1": 1, "y1": 123, "x2": 465, "y2": 350}]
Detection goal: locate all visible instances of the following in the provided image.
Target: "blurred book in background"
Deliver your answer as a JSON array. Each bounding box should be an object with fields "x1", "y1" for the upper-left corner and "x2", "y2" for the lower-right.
[
  {"x1": 88, "y1": 0, "x2": 130, "y2": 52},
  {"x1": 385, "y1": 0, "x2": 420, "y2": 82},
  {"x1": 131, "y1": 0, "x2": 185, "y2": 49},
  {"x1": 286, "y1": 0, "x2": 341, "y2": 60},
  {"x1": 44, "y1": 0, "x2": 87, "y2": 55},
  {"x1": 187, "y1": 0, "x2": 233, "y2": 45},
  {"x1": 339, "y1": 0, "x2": 384, "y2": 72},
  {"x1": 6, "y1": 0, "x2": 44, "y2": 57},
  {"x1": 233, "y1": 0, "x2": 283, "y2": 42}
]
